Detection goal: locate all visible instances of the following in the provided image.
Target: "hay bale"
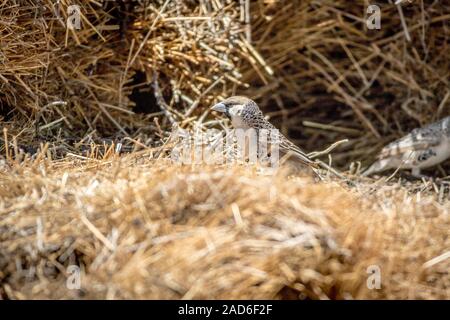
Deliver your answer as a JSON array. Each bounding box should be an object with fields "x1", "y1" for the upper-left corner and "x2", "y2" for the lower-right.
[{"x1": 0, "y1": 152, "x2": 449, "y2": 299}]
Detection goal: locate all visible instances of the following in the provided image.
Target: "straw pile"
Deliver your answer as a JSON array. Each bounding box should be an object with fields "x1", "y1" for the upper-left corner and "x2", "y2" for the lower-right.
[
  {"x1": 0, "y1": 149, "x2": 449, "y2": 299},
  {"x1": 0, "y1": 0, "x2": 135, "y2": 142},
  {"x1": 1, "y1": 0, "x2": 449, "y2": 300},
  {"x1": 2, "y1": 1, "x2": 448, "y2": 167},
  {"x1": 0, "y1": 0, "x2": 257, "y2": 152}
]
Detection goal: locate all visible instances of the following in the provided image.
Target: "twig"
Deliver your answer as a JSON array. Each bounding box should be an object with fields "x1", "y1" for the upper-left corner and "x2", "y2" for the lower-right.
[
  {"x1": 308, "y1": 139, "x2": 349, "y2": 159},
  {"x1": 153, "y1": 72, "x2": 177, "y2": 125},
  {"x1": 396, "y1": 2, "x2": 411, "y2": 42}
]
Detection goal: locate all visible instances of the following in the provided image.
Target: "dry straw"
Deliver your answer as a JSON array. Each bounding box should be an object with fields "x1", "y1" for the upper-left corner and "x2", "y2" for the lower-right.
[
  {"x1": 0, "y1": 0, "x2": 258, "y2": 152},
  {"x1": 0, "y1": 0, "x2": 450, "y2": 300},
  {"x1": 0, "y1": 147, "x2": 449, "y2": 299}
]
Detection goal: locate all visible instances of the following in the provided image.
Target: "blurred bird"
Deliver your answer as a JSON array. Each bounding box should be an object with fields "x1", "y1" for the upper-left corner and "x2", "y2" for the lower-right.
[
  {"x1": 211, "y1": 96, "x2": 316, "y2": 167},
  {"x1": 363, "y1": 116, "x2": 450, "y2": 177}
]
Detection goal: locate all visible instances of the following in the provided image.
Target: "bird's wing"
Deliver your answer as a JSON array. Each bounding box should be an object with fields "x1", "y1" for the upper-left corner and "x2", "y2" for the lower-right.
[{"x1": 377, "y1": 128, "x2": 442, "y2": 160}]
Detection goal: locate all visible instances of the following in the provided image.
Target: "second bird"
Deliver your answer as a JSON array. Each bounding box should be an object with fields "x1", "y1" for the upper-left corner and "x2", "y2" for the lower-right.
[{"x1": 364, "y1": 116, "x2": 450, "y2": 177}]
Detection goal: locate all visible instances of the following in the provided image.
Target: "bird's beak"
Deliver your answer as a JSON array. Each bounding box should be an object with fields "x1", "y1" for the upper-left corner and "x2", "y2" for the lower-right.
[{"x1": 211, "y1": 102, "x2": 227, "y2": 113}]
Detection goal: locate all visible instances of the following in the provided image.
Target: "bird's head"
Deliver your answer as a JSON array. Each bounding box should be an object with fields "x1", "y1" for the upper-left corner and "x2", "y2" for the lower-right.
[{"x1": 210, "y1": 96, "x2": 253, "y2": 120}]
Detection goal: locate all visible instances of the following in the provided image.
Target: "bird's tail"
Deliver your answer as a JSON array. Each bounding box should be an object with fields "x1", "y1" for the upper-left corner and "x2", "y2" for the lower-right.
[
  {"x1": 289, "y1": 149, "x2": 318, "y2": 168},
  {"x1": 287, "y1": 150, "x2": 350, "y2": 180},
  {"x1": 278, "y1": 141, "x2": 317, "y2": 167}
]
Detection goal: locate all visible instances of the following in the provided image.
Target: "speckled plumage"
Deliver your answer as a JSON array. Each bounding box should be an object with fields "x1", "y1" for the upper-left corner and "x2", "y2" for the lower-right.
[
  {"x1": 364, "y1": 116, "x2": 450, "y2": 177},
  {"x1": 211, "y1": 96, "x2": 315, "y2": 166}
]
